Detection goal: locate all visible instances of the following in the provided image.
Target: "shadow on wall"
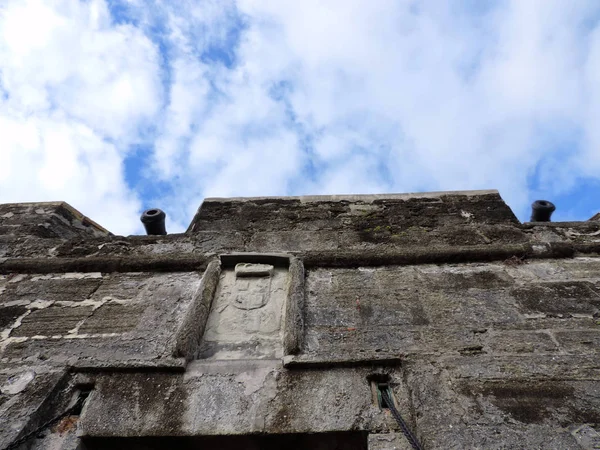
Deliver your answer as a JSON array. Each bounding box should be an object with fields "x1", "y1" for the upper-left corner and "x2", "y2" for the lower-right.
[{"x1": 82, "y1": 431, "x2": 369, "y2": 450}]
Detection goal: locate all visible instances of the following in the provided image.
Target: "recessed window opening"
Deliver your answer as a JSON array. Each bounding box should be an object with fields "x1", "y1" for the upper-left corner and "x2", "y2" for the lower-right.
[
  {"x1": 377, "y1": 382, "x2": 393, "y2": 409},
  {"x1": 368, "y1": 373, "x2": 397, "y2": 410},
  {"x1": 71, "y1": 385, "x2": 93, "y2": 415}
]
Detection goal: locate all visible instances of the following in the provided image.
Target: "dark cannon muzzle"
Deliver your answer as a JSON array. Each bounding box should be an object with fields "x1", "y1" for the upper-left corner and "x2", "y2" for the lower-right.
[
  {"x1": 140, "y1": 208, "x2": 167, "y2": 235},
  {"x1": 530, "y1": 200, "x2": 555, "y2": 222}
]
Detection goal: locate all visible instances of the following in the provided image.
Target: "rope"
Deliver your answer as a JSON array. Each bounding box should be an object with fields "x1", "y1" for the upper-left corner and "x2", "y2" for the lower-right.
[
  {"x1": 3, "y1": 395, "x2": 86, "y2": 450},
  {"x1": 381, "y1": 389, "x2": 424, "y2": 450}
]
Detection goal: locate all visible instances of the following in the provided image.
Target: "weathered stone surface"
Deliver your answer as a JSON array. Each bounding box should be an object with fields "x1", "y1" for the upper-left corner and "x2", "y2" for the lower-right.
[
  {"x1": 0, "y1": 273, "x2": 103, "y2": 305},
  {"x1": 368, "y1": 432, "x2": 413, "y2": 450},
  {"x1": 0, "y1": 192, "x2": 599, "y2": 450},
  {"x1": 0, "y1": 370, "x2": 35, "y2": 395},
  {"x1": 554, "y1": 330, "x2": 600, "y2": 354},
  {"x1": 78, "y1": 304, "x2": 145, "y2": 334},
  {"x1": 482, "y1": 330, "x2": 559, "y2": 354},
  {"x1": 0, "y1": 367, "x2": 69, "y2": 448},
  {"x1": 174, "y1": 261, "x2": 221, "y2": 362},
  {"x1": 199, "y1": 264, "x2": 288, "y2": 360},
  {"x1": 402, "y1": 356, "x2": 600, "y2": 449},
  {"x1": 189, "y1": 191, "x2": 520, "y2": 233},
  {"x1": 0, "y1": 272, "x2": 201, "y2": 364},
  {"x1": 0, "y1": 202, "x2": 109, "y2": 239},
  {"x1": 11, "y1": 305, "x2": 94, "y2": 337},
  {"x1": 571, "y1": 424, "x2": 600, "y2": 449},
  {"x1": 0, "y1": 305, "x2": 27, "y2": 329},
  {"x1": 512, "y1": 281, "x2": 600, "y2": 316},
  {"x1": 79, "y1": 362, "x2": 404, "y2": 438}
]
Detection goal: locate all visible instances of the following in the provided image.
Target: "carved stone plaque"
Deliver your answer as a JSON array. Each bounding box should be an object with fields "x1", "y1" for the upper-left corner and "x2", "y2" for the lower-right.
[{"x1": 199, "y1": 263, "x2": 288, "y2": 360}]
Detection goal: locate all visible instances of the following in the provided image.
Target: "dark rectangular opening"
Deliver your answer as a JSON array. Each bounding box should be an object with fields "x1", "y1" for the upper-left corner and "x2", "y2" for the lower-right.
[
  {"x1": 367, "y1": 373, "x2": 396, "y2": 410},
  {"x1": 376, "y1": 382, "x2": 393, "y2": 409},
  {"x1": 220, "y1": 253, "x2": 291, "y2": 269},
  {"x1": 71, "y1": 387, "x2": 93, "y2": 415},
  {"x1": 83, "y1": 431, "x2": 368, "y2": 450}
]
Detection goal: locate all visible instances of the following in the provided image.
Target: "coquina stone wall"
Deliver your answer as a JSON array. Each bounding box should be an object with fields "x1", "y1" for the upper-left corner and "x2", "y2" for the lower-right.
[{"x1": 1, "y1": 191, "x2": 599, "y2": 449}]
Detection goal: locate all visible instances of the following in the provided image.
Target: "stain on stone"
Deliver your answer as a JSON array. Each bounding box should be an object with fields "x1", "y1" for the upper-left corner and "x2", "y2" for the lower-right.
[
  {"x1": 358, "y1": 304, "x2": 373, "y2": 322},
  {"x1": 409, "y1": 305, "x2": 430, "y2": 325},
  {"x1": 11, "y1": 306, "x2": 94, "y2": 337},
  {"x1": 441, "y1": 228, "x2": 488, "y2": 246},
  {"x1": 467, "y1": 381, "x2": 574, "y2": 424},
  {"x1": 56, "y1": 415, "x2": 79, "y2": 434},
  {"x1": 8, "y1": 277, "x2": 103, "y2": 303},
  {"x1": 101, "y1": 373, "x2": 185, "y2": 434},
  {"x1": 271, "y1": 402, "x2": 293, "y2": 433},
  {"x1": 421, "y1": 270, "x2": 512, "y2": 290},
  {"x1": 0, "y1": 304, "x2": 27, "y2": 328},
  {"x1": 503, "y1": 255, "x2": 527, "y2": 266},
  {"x1": 78, "y1": 303, "x2": 144, "y2": 334},
  {"x1": 459, "y1": 345, "x2": 486, "y2": 356},
  {"x1": 471, "y1": 328, "x2": 488, "y2": 334},
  {"x1": 512, "y1": 281, "x2": 600, "y2": 315},
  {"x1": 482, "y1": 226, "x2": 530, "y2": 244},
  {"x1": 197, "y1": 341, "x2": 266, "y2": 359},
  {"x1": 269, "y1": 371, "x2": 314, "y2": 433}
]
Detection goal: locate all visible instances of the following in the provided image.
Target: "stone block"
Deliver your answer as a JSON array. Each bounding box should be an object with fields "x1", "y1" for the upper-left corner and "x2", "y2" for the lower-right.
[
  {"x1": 560, "y1": 257, "x2": 600, "y2": 280},
  {"x1": 512, "y1": 281, "x2": 600, "y2": 316},
  {"x1": 405, "y1": 358, "x2": 599, "y2": 449},
  {"x1": 415, "y1": 264, "x2": 513, "y2": 290},
  {"x1": 306, "y1": 268, "x2": 426, "y2": 329},
  {"x1": 303, "y1": 326, "x2": 421, "y2": 356},
  {"x1": 482, "y1": 330, "x2": 559, "y2": 355},
  {"x1": 505, "y1": 260, "x2": 571, "y2": 281},
  {"x1": 419, "y1": 289, "x2": 522, "y2": 326},
  {"x1": 0, "y1": 305, "x2": 27, "y2": 329},
  {"x1": 571, "y1": 424, "x2": 600, "y2": 449},
  {"x1": 78, "y1": 304, "x2": 145, "y2": 334},
  {"x1": 0, "y1": 368, "x2": 68, "y2": 448},
  {"x1": 460, "y1": 379, "x2": 600, "y2": 426},
  {"x1": 368, "y1": 433, "x2": 413, "y2": 450},
  {"x1": 10, "y1": 306, "x2": 93, "y2": 337},
  {"x1": 89, "y1": 274, "x2": 147, "y2": 302},
  {"x1": 248, "y1": 230, "x2": 343, "y2": 252},
  {"x1": 0, "y1": 275, "x2": 102, "y2": 305},
  {"x1": 554, "y1": 330, "x2": 600, "y2": 354},
  {"x1": 80, "y1": 364, "x2": 401, "y2": 438}
]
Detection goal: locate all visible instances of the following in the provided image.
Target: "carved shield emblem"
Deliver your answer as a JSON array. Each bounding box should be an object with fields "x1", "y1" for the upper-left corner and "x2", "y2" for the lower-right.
[{"x1": 232, "y1": 263, "x2": 274, "y2": 310}]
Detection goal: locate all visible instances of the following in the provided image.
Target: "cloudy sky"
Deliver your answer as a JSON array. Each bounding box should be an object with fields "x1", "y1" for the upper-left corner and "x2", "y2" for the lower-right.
[{"x1": 1, "y1": 0, "x2": 599, "y2": 235}]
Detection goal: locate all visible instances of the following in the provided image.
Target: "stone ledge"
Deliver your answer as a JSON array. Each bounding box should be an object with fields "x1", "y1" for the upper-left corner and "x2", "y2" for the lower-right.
[
  {"x1": 524, "y1": 221, "x2": 600, "y2": 229},
  {"x1": 0, "y1": 201, "x2": 111, "y2": 238},
  {"x1": 70, "y1": 358, "x2": 187, "y2": 373},
  {"x1": 0, "y1": 255, "x2": 211, "y2": 274},
  {"x1": 283, "y1": 354, "x2": 402, "y2": 369},
  {"x1": 0, "y1": 241, "x2": 598, "y2": 274},
  {"x1": 203, "y1": 189, "x2": 500, "y2": 204}
]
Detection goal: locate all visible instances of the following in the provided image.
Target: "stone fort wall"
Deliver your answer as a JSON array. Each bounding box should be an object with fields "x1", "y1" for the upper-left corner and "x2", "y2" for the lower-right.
[{"x1": 1, "y1": 191, "x2": 599, "y2": 449}]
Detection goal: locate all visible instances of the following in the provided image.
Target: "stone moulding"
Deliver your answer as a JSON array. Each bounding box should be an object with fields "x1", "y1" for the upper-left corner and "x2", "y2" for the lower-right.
[
  {"x1": 174, "y1": 259, "x2": 221, "y2": 362},
  {"x1": 0, "y1": 255, "x2": 210, "y2": 274},
  {"x1": 283, "y1": 257, "x2": 305, "y2": 355},
  {"x1": 2, "y1": 240, "x2": 598, "y2": 275},
  {"x1": 173, "y1": 253, "x2": 305, "y2": 362}
]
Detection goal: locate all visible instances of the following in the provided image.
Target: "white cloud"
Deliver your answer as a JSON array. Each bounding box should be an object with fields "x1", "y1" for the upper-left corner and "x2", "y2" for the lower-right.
[
  {"x1": 199, "y1": 0, "x2": 600, "y2": 216},
  {"x1": 0, "y1": 0, "x2": 162, "y2": 234},
  {"x1": 2, "y1": 0, "x2": 600, "y2": 234}
]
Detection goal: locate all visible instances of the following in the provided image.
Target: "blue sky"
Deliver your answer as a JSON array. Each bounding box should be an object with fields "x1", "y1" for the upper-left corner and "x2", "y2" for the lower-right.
[{"x1": 1, "y1": 0, "x2": 600, "y2": 234}]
